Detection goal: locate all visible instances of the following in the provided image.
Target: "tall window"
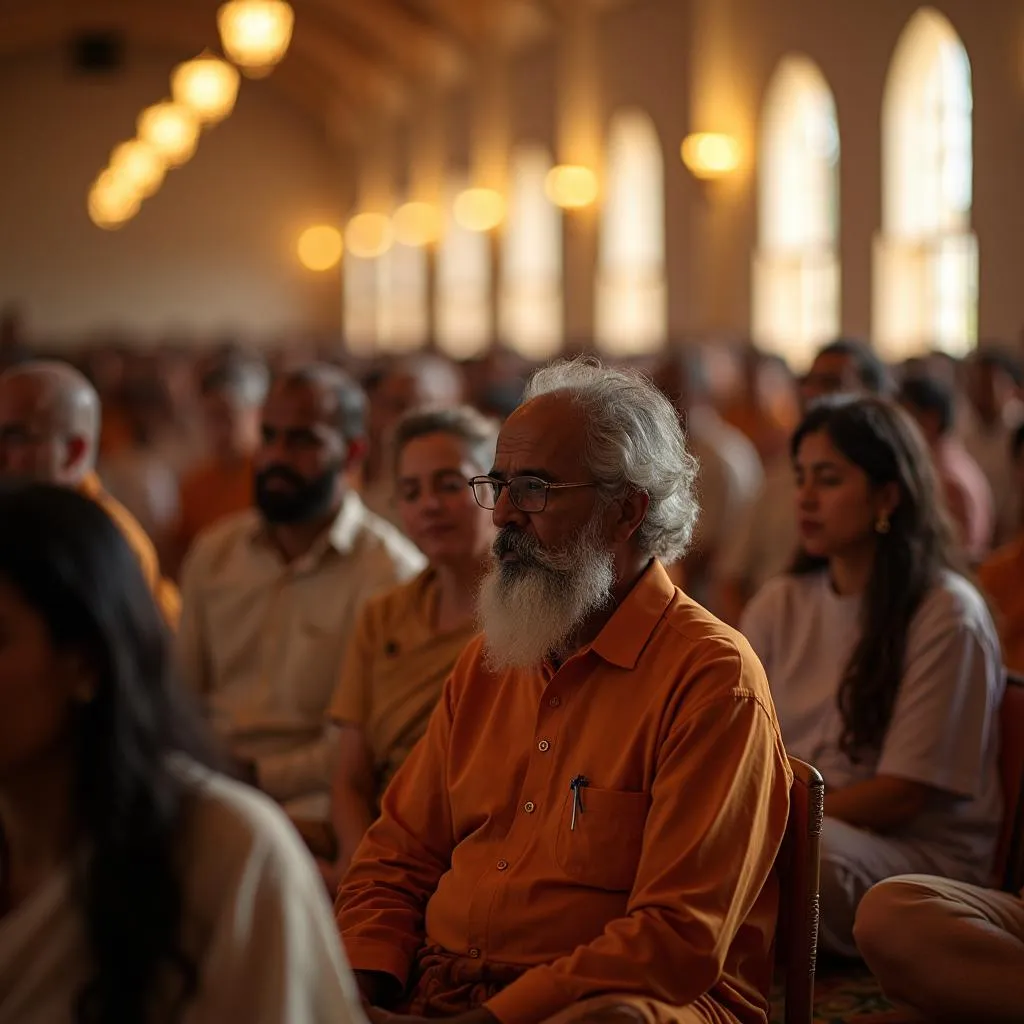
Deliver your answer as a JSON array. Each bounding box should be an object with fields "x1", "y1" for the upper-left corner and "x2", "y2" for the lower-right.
[
  {"x1": 343, "y1": 254, "x2": 378, "y2": 358},
  {"x1": 874, "y1": 7, "x2": 976, "y2": 360},
  {"x1": 436, "y1": 176, "x2": 491, "y2": 359},
  {"x1": 753, "y1": 55, "x2": 840, "y2": 372},
  {"x1": 595, "y1": 109, "x2": 666, "y2": 356},
  {"x1": 500, "y1": 145, "x2": 563, "y2": 359},
  {"x1": 377, "y1": 230, "x2": 428, "y2": 354}
]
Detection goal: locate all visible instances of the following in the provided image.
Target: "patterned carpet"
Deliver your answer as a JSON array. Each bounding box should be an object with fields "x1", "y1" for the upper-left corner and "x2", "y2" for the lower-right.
[{"x1": 770, "y1": 962, "x2": 921, "y2": 1023}]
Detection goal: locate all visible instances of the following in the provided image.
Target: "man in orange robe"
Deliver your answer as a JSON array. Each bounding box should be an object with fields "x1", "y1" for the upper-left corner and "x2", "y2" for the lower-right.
[
  {"x1": 337, "y1": 359, "x2": 792, "y2": 1024},
  {"x1": 0, "y1": 360, "x2": 180, "y2": 626}
]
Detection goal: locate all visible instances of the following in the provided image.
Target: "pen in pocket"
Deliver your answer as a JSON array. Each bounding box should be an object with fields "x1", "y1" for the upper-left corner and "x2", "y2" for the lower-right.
[{"x1": 569, "y1": 774, "x2": 589, "y2": 830}]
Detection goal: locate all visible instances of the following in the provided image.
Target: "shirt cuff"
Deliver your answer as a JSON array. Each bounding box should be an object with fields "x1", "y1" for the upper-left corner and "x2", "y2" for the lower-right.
[
  {"x1": 484, "y1": 966, "x2": 571, "y2": 1024},
  {"x1": 341, "y1": 937, "x2": 412, "y2": 988}
]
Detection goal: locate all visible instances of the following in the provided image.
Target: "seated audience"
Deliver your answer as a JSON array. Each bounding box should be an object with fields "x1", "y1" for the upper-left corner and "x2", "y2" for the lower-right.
[
  {"x1": 337, "y1": 359, "x2": 792, "y2": 1024},
  {"x1": 855, "y1": 874, "x2": 1024, "y2": 1022},
  {"x1": 899, "y1": 373, "x2": 994, "y2": 563},
  {"x1": 361, "y1": 355, "x2": 465, "y2": 528},
  {"x1": 655, "y1": 348, "x2": 763, "y2": 604},
  {"x1": 173, "y1": 352, "x2": 269, "y2": 572},
  {"x1": 716, "y1": 338, "x2": 891, "y2": 624},
  {"x1": 964, "y1": 346, "x2": 1024, "y2": 544},
  {"x1": 0, "y1": 484, "x2": 365, "y2": 1023},
  {"x1": 324, "y1": 407, "x2": 497, "y2": 884},
  {"x1": 0, "y1": 359, "x2": 180, "y2": 626},
  {"x1": 177, "y1": 364, "x2": 424, "y2": 823},
  {"x1": 978, "y1": 422, "x2": 1024, "y2": 674},
  {"x1": 741, "y1": 395, "x2": 1004, "y2": 956}
]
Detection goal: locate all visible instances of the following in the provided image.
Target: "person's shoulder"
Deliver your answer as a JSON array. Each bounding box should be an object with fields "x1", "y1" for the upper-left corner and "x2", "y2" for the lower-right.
[
  {"x1": 915, "y1": 570, "x2": 995, "y2": 638},
  {"x1": 180, "y1": 763, "x2": 316, "y2": 880},
  {"x1": 356, "y1": 569, "x2": 433, "y2": 631},
  {"x1": 743, "y1": 571, "x2": 814, "y2": 619},
  {"x1": 350, "y1": 500, "x2": 425, "y2": 572},
  {"x1": 182, "y1": 509, "x2": 260, "y2": 576}
]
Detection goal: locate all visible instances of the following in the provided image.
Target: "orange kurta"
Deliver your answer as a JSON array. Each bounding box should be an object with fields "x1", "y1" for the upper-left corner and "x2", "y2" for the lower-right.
[
  {"x1": 79, "y1": 471, "x2": 181, "y2": 628},
  {"x1": 176, "y1": 458, "x2": 252, "y2": 556},
  {"x1": 337, "y1": 561, "x2": 792, "y2": 1024},
  {"x1": 978, "y1": 535, "x2": 1024, "y2": 674}
]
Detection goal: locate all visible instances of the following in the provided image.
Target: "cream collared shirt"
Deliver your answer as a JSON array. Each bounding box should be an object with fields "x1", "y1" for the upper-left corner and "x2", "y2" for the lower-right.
[{"x1": 178, "y1": 492, "x2": 425, "y2": 819}]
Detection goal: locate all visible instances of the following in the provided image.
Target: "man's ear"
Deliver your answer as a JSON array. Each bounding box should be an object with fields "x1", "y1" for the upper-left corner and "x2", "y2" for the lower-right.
[
  {"x1": 610, "y1": 488, "x2": 650, "y2": 545},
  {"x1": 64, "y1": 434, "x2": 88, "y2": 473}
]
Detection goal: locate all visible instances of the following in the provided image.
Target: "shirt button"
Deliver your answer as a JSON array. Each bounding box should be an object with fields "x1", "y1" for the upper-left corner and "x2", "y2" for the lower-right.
[
  {"x1": 549, "y1": 696, "x2": 561, "y2": 707},
  {"x1": 497, "y1": 859, "x2": 509, "y2": 871},
  {"x1": 523, "y1": 801, "x2": 535, "y2": 814},
  {"x1": 538, "y1": 739, "x2": 550, "y2": 752},
  {"x1": 469, "y1": 948, "x2": 480, "y2": 959}
]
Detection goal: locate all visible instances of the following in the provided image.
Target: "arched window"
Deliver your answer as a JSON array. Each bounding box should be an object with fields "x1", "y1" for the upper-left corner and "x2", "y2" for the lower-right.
[
  {"x1": 595, "y1": 109, "x2": 666, "y2": 356},
  {"x1": 500, "y1": 145, "x2": 563, "y2": 360},
  {"x1": 377, "y1": 227, "x2": 428, "y2": 354},
  {"x1": 874, "y1": 7, "x2": 976, "y2": 360},
  {"x1": 436, "y1": 176, "x2": 491, "y2": 360},
  {"x1": 752, "y1": 55, "x2": 840, "y2": 372},
  {"x1": 343, "y1": 254, "x2": 378, "y2": 358}
]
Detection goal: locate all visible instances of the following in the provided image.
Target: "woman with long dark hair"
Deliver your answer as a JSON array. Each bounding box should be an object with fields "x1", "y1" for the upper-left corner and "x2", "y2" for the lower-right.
[
  {"x1": 741, "y1": 395, "x2": 1004, "y2": 957},
  {"x1": 0, "y1": 484, "x2": 365, "y2": 1022}
]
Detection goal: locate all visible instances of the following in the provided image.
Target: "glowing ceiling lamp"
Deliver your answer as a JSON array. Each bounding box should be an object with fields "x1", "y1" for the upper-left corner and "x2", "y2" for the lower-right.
[
  {"x1": 544, "y1": 164, "x2": 598, "y2": 209},
  {"x1": 453, "y1": 187, "x2": 505, "y2": 232},
  {"x1": 680, "y1": 132, "x2": 741, "y2": 181},
  {"x1": 137, "y1": 102, "x2": 201, "y2": 166},
  {"x1": 218, "y1": 0, "x2": 295, "y2": 78},
  {"x1": 108, "y1": 139, "x2": 165, "y2": 198},
  {"x1": 298, "y1": 225, "x2": 343, "y2": 271},
  {"x1": 345, "y1": 212, "x2": 393, "y2": 259},
  {"x1": 172, "y1": 52, "x2": 240, "y2": 125},
  {"x1": 392, "y1": 201, "x2": 441, "y2": 247},
  {"x1": 88, "y1": 171, "x2": 142, "y2": 230}
]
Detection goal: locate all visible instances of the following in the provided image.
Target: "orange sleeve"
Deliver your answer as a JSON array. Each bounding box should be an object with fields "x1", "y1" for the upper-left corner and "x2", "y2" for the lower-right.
[
  {"x1": 335, "y1": 654, "x2": 463, "y2": 986},
  {"x1": 485, "y1": 653, "x2": 791, "y2": 1024}
]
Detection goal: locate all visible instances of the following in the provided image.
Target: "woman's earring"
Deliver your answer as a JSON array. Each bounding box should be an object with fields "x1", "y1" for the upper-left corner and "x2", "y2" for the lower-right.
[{"x1": 875, "y1": 511, "x2": 891, "y2": 535}]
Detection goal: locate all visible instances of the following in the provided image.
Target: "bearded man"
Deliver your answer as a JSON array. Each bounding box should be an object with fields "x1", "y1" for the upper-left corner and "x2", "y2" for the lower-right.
[
  {"x1": 178, "y1": 363, "x2": 424, "y2": 821},
  {"x1": 336, "y1": 359, "x2": 792, "y2": 1024}
]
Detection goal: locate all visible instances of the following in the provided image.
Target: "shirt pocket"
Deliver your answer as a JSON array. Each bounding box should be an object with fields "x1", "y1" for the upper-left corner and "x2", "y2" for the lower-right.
[{"x1": 554, "y1": 787, "x2": 650, "y2": 892}]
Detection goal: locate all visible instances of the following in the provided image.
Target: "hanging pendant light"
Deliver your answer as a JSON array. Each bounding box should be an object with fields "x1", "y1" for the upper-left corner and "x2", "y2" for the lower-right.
[
  {"x1": 137, "y1": 102, "x2": 201, "y2": 167},
  {"x1": 108, "y1": 139, "x2": 165, "y2": 198},
  {"x1": 172, "y1": 52, "x2": 240, "y2": 125},
  {"x1": 88, "y1": 171, "x2": 142, "y2": 230},
  {"x1": 217, "y1": 0, "x2": 295, "y2": 79}
]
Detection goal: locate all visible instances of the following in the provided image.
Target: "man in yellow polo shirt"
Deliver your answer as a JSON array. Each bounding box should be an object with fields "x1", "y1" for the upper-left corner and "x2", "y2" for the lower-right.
[{"x1": 0, "y1": 359, "x2": 180, "y2": 626}]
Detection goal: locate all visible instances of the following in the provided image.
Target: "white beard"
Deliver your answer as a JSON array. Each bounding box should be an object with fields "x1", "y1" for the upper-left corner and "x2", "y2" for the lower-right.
[{"x1": 477, "y1": 515, "x2": 616, "y2": 672}]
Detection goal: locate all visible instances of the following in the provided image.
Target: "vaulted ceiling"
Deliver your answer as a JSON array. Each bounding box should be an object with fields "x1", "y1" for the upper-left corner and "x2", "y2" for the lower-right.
[{"x1": 0, "y1": 0, "x2": 630, "y2": 143}]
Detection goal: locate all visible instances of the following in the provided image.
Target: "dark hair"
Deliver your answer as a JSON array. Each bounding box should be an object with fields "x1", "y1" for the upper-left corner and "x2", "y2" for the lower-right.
[
  {"x1": 898, "y1": 374, "x2": 955, "y2": 436},
  {"x1": 975, "y1": 346, "x2": 1024, "y2": 388},
  {"x1": 391, "y1": 405, "x2": 498, "y2": 477},
  {"x1": 790, "y1": 396, "x2": 961, "y2": 762},
  {"x1": 199, "y1": 352, "x2": 269, "y2": 406},
  {"x1": 1012, "y1": 421, "x2": 1024, "y2": 460},
  {"x1": 276, "y1": 362, "x2": 367, "y2": 442},
  {"x1": 817, "y1": 338, "x2": 892, "y2": 396},
  {"x1": 0, "y1": 484, "x2": 217, "y2": 1023}
]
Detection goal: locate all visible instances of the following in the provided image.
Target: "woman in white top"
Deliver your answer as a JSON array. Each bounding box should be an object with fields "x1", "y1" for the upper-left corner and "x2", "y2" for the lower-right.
[
  {"x1": 741, "y1": 395, "x2": 1004, "y2": 957},
  {"x1": 0, "y1": 484, "x2": 366, "y2": 1024}
]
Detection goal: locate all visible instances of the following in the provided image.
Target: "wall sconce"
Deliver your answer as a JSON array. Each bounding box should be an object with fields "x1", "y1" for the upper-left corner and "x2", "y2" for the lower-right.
[
  {"x1": 453, "y1": 188, "x2": 505, "y2": 232},
  {"x1": 545, "y1": 165, "x2": 599, "y2": 209},
  {"x1": 680, "y1": 133, "x2": 741, "y2": 181},
  {"x1": 297, "y1": 225, "x2": 343, "y2": 271}
]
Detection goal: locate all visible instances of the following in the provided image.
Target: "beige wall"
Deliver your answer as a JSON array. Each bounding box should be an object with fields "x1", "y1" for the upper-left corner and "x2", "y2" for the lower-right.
[
  {"x1": 427, "y1": 0, "x2": 1024, "y2": 349},
  {"x1": 0, "y1": 48, "x2": 346, "y2": 344}
]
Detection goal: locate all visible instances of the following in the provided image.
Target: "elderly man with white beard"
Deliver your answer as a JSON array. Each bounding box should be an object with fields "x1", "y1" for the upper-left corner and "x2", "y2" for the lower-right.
[{"x1": 336, "y1": 358, "x2": 792, "y2": 1024}]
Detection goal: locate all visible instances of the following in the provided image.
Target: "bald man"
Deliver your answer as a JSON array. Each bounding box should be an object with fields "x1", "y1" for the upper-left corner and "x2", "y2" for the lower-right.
[
  {"x1": 0, "y1": 360, "x2": 181, "y2": 625},
  {"x1": 362, "y1": 355, "x2": 465, "y2": 527},
  {"x1": 177, "y1": 363, "x2": 424, "y2": 822}
]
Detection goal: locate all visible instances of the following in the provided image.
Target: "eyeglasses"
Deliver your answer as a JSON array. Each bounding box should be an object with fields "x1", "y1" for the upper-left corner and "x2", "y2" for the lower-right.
[{"x1": 468, "y1": 475, "x2": 598, "y2": 513}]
